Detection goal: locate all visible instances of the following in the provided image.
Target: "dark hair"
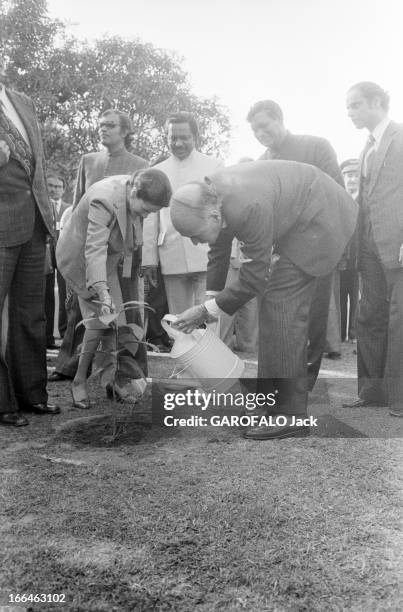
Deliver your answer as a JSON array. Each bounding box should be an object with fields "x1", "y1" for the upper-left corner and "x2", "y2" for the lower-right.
[
  {"x1": 340, "y1": 158, "x2": 359, "y2": 173},
  {"x1": 131, "y1": 168, "x2": 172, "y2": 208},
  {"x1": 47, "y1": 173, "x2": 65, "y2": 188},
  {"x1": 348, "y1": 82, "x2": 390, "y2": 112},
  {"x1": 164, "y1": 111, "x2": 199, "y2": 141},
  {"x1": 246, "y1": 100, "x2": 284, "y2": 123},
  {"x1": 100, "y1": 109, "x2": 133, "y2": 147}
]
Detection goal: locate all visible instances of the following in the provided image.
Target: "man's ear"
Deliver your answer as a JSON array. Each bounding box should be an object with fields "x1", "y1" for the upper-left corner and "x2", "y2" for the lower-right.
[{"x1": 209, "y1": 208, "x2": 222, "y2": 224}]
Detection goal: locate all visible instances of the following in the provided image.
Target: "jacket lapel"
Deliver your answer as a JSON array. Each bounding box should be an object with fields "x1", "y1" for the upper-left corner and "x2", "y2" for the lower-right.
[
  {"x1": 368, "y1": 121, "x2": 398, "y2": 196},
  {"x1": 6, "y1": 88, "x2": 39, "y2": 155},
  {"x1": 115, "y1": 180, "x2": 128, "y2": 240}
]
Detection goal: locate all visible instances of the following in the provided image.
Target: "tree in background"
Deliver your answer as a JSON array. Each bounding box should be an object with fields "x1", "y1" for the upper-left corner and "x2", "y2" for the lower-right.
[{"x1": 0, "y1": 0, "x2": 231, "y2": 189}]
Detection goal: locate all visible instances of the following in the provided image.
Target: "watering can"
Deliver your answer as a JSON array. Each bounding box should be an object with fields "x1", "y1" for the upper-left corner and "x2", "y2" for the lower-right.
[{"x1": 161, "y1": 315, "x2": 244, "y2": 393}]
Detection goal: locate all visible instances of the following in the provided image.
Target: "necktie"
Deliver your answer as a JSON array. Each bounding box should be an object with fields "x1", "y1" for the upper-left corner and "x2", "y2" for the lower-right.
[
  {"x1": 363, "y1": 134, "x2": 376, "y2": 179},
  {"x1": 0, "y1": 100, "x2": 35, "y2": 178}
]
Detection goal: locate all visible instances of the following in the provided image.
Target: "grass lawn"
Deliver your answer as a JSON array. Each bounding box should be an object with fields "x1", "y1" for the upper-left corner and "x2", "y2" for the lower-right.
[{"x1": 0, "y1": 352, "x2": 402, "y2": 611}]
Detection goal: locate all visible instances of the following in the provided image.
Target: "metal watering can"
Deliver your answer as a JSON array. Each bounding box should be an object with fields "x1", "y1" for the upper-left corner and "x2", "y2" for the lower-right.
[{"x1": 161, "y1": 315, "x2": 244, "y2": 393}]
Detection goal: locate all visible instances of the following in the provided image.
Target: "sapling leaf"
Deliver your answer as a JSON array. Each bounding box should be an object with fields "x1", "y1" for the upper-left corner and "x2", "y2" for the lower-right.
[
  {"x1": 99, "y1": 313, "x2": 119, "y2": 326},
  {"x1": 100, "y1": 364, "x2": 116, "y2": 387}
]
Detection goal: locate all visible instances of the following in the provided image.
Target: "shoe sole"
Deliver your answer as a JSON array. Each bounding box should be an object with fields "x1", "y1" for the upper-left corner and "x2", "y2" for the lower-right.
[{"x1": 243, "y1": 428, "x2": 310, "y2": 440}]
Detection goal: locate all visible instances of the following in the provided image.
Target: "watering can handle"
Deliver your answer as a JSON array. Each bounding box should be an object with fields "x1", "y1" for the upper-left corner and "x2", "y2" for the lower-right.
[{"x1": 161, "y1": 314, "x2": 185, "y2": 340}]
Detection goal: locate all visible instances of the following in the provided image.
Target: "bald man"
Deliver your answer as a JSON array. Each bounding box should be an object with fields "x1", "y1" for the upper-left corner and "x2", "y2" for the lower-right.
[{"x1": 170, "y1": 161, "x2": 358, "y2": 440}]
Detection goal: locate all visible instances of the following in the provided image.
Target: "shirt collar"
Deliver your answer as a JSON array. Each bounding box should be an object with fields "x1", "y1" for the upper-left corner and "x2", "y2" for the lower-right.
[
  {"x1": 171, "y1": 148, "x2": 197, "y2": 164},
  {"x1": 371, "y1": 117, "x2": 390, "y2": 146},
  {"x1": 107, "y1": 145, "x2": 127, "y2": 158}
]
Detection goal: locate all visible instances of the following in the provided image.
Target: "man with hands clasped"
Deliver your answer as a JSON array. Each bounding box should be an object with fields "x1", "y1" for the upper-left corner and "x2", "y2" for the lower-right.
[{"x1": 344, "y1": 82, "x2": 403, "y2": 416}]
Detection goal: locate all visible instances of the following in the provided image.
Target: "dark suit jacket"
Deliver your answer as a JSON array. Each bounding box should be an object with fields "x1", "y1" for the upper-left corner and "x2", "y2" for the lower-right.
[
  {"x1": 261, "y1": 131, "x2": 344, "y2": 186},
  {"x1": 72, "y1": 148, "x2": 148, "y2": 208},
  {"x1": 358, "y1": 121, "x2": 403, "y2": 269},
  {"x1": 0, "y1": 88, "x2": 54, "y2": 245},
  {"x1": 206, "y1": 161, "x2": 358, "y2": 315}
]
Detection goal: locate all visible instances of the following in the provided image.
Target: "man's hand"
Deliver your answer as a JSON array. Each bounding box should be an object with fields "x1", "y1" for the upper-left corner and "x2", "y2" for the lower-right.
[
  {"x1": 97, "y1": 287, "x2": 116, "y2": 316},
  {"x1": 399, "y1": 243, "x2": 403, "y2": 267},
  {"x1": 141, "y1": 265, "x2": 158, "y2": 288},
  {"x1": 172, "y1": 304, "x2": 217, "y2": 334},
  {"x1": 0, "y1": 140, "x2": 10, "y2": 167}
]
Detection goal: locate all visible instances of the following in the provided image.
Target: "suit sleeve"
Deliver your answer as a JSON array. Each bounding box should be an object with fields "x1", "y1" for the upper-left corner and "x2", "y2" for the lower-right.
[
  {"x1": 212, "y1": 202, "x2": 273, "y2": 315},
  {"x1": 315, "y1": 138, "x2": 344, "y2": 186},
  {"x1": 84, "y1": 199, "x2": 114, "y2": 289},
  {"x1": 142, "y1": 212, "x2": 159, "y2": 266},
  {"x1": 206, "y1": 225, "x2": 234, "y2": 293}
]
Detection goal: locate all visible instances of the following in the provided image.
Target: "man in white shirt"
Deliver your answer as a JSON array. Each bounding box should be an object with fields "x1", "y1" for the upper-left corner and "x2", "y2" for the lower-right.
[
  {"x1": 146, "y1": 112, "x2": 223, "y2": 314},
  {"x1": 344, "y1": 81, "x2": 403, "y2": 416}
]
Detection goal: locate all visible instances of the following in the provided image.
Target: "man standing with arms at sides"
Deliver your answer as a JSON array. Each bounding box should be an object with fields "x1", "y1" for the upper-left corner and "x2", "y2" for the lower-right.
[
  {"x1": 0, "y1": 62, "x2": 60, "y2": 426},
  {"x1": 45, "y1": 173, "x2": 70, "y2": 347},
  {"x1": 344, "y1": 82, "x2": 403, "y2": 416},
  {"x1": 247, "y1": 100, "x2": 344, "y2": 389},
  {"x1": 50, "y1": 109, "x2": 150, "y2": 385},
  {"x1": 145, "y1": 111, "x2": 223, "y2": 314}
]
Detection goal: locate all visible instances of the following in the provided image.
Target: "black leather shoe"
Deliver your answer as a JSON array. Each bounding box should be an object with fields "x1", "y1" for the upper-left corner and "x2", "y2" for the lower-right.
[
  {"x1": 21, "y1": 403, "x2": 61, "y2": 415},
  {"x1": 48, "y1": 371, "x2": 72, "y2": 382},
  {"x1": 342, "y1": 398, "x2": 382, "y2": 408},
  {"x1": 325, "y1": 351, "x2": 341, "y2": 360},
  {"x1": 243, "y1": 418, "x2": 310, "y2": 441},
  {"x1": 0, "y1": 412, "x2": 29, "y2": 427}
]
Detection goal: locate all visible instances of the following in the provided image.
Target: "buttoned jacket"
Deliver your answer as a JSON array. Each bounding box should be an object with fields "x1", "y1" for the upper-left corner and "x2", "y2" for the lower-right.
[
  {"x1": 358, "y1": 121, "x2": 403, "y2": 269},
  {"x1": 206, "y1": 161, "x2": 358, "y2": 315},
  {"x1": 56, "y1": 175, "x2": 142, "y2": 298},
  {"x1": 0, "y1": 88, "x2": 54, "y2": 241}
]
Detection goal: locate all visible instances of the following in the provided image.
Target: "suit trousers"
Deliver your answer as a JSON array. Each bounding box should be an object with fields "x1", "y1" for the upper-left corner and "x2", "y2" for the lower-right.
[
  {"x1": 164, "y1": 272, "x2": 206, "y2": 315},
  {"x1": 57, "y1": 270, "x2": 67, "y2": 337},
  {"x1": 53, "y1": 290, "x2": 83, "y2": 378},
  {"x1": 45, "y1": 270, "x2": 56, "y2": 345},
  {"x1": 340, "y1": 268, "x2": 359, "y2": 341},
  {"x1": 324, "y1": 271, "x2": 341, "y2": 354},
  {"x1": 257, "y1": 255, "x2": 316, "y2": 416},
  {"x1": 219, "y1": 262, "x2": 259, "y2": 353},
  {"x1": 144, "y1": 265, "x2": 171, "y2": 346},
  {"x1": 0, "y1": 212, "x2": 48, "y2": 412},
  {"x1": 356, "y1": 239, "x2": 403, "y2": 408},
  {"x1": 307, "y1": 272, "x2": 333, "y2": 390}
]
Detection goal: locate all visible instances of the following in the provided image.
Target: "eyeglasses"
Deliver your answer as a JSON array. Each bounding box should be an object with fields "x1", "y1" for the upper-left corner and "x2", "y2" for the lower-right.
[{"x1": 99, "y1": 122, "x2": 119, "y2": 130}]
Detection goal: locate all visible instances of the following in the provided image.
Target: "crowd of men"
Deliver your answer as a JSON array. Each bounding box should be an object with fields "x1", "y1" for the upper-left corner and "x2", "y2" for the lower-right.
[{"x1": 0, "y1": 60, "x2": 402, "y2": 437}]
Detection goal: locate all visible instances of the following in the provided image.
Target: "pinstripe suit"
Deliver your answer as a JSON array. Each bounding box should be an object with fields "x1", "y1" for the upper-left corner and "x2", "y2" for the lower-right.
[
  {"x1": 206, "y1": 161, "x2": 358, "y2": 416},
  {"x1": 261, "y1": 132, "x2": 345, "y2": 387},
  {"x1": 356, "y1": 121, "x2": 403, "y2": 409},
  {"x1": 0, "y1": 87, "x2": 54, "y2": 412}
]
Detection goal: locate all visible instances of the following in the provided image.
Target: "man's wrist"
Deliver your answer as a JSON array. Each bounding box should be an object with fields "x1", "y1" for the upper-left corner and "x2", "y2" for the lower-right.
[{"x1": 204, "y1": 298, "x2": 223, "y2": 318}]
